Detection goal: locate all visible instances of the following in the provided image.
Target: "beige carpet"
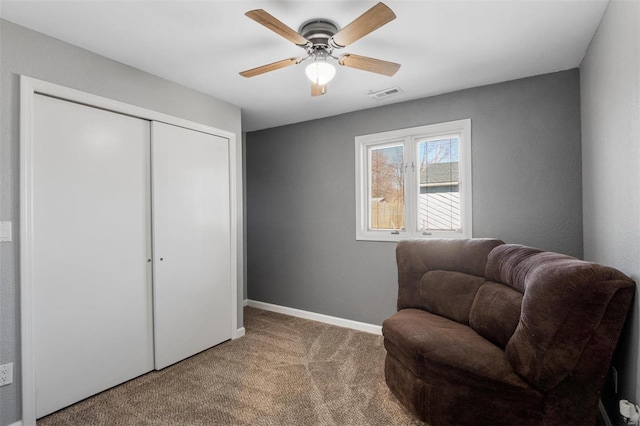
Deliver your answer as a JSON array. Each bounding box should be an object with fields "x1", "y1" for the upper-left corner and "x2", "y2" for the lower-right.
[{"x1": 38, "y1": 307, "x2": 425, "y2": 425}]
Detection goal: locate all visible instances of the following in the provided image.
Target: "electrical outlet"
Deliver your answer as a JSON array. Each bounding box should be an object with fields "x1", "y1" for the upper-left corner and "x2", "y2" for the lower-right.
[
  {"x1": 620, "y1": 400, "x2": 640, "y2": 425},
  {"x1": 0, "y1": 362, "x2": 13, "y2": 386}
]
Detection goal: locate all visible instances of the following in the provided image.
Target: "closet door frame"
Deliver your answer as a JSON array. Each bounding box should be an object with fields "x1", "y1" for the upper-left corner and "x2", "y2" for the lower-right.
[{"x1": 20, "y1": 76, "x2": 240, "y2": 426}]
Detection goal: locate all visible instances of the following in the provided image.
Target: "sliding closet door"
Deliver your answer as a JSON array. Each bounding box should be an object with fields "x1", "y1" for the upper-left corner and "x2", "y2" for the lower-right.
[
  {"x1": 32, "y1": 95, "x2": 154, "y2": 418},
  {"x1": 152, "y1": 121, "x2": 232, "y2": 369}
]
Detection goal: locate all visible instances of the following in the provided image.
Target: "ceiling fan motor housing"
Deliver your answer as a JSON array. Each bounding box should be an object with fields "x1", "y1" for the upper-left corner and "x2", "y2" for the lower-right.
[{"x1": 299, "y1": 19, "x2": 339, "y2": 55}]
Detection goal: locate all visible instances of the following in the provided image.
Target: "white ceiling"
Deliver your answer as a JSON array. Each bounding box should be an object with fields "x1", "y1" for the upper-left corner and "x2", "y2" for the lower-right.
[{"x1": 0, "y1": 0, "x2": 608, "y2": 131}]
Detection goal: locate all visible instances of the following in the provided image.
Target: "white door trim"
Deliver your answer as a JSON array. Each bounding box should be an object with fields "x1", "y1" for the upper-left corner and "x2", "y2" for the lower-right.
[{"x1": 20, "y1": 75, "x2": 240, "y2": 426}]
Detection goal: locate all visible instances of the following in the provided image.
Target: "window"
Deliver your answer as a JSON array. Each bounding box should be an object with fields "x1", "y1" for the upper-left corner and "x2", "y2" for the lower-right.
[{"x1": 355, "y1": 119, "x2": 472, "y2": 241}]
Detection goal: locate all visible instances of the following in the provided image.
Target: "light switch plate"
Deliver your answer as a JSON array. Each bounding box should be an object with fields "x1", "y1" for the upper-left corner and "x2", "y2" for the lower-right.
[
  {"x1": 0, "y1": 363, "x2": 12, "y2": 386},
  {"x1": 0, "y1": 222, "x2": 12, "y2": 242}
]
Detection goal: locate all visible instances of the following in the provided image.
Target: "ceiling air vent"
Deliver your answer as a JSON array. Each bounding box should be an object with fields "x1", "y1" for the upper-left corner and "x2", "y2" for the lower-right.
[{"x1": 368, "y1": 87, "x2": 403, "y2": 101}]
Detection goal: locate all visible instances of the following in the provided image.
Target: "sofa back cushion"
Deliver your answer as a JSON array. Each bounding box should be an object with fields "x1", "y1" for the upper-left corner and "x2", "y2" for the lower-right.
[
  {"x1": 396, "y1": 238, "x2": 504, "y2": 311},
  {"x1": 419, "y1": 270, "x2": 485, "y2": 324},
  {"x1": 469, "y1": 282, "x2": 523, "y2": 348},
  {"x1": 486, "y1": 244, "x2": 635, "y2": 391},
  {"x1": 420, "y1": 270, "x2": 523, "y2": 347}
]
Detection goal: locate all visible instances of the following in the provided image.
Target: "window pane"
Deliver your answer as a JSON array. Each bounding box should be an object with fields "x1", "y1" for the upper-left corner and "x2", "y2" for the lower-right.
[
  {"x1": 418, "y1": 137, "x2": 460, "y2": 231},
  {"x1": 369, "y1": 144, "x2": 404, "y2": 231}
]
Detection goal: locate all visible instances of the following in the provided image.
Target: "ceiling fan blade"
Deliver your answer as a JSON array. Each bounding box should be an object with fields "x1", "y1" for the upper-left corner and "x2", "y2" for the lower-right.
[
  {"x1": 329, "y1": 2, "x2": 396, "y2": 48},
  {"x1": 240, "y1": 57, "x2": 302, "y2": 78},
  {"x1": 311, "y1": 83, "x2": 327, "y2": 96},
  {"x1": 338, "y1": 54, "x2": 400, "y2": 76},
  {"x1": 245, "y1": 9, "x2": 310, "y2": 47}
]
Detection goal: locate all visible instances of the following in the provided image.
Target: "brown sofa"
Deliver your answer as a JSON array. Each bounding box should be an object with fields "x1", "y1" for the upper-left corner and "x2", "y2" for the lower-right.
[{"x1": 382, "y1": 238, "x2": 635, "y2": 426}]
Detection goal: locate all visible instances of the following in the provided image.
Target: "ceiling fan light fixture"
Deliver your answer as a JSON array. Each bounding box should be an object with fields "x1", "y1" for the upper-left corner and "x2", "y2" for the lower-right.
[{"x1": 305, "y1": 60, "x2": 336, "y2": 85}]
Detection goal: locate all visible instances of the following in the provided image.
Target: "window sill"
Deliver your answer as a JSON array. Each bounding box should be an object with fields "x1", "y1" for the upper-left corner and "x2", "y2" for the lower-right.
[{"x1": 356, "y1": 230, "x2": 470, "y2": 242}]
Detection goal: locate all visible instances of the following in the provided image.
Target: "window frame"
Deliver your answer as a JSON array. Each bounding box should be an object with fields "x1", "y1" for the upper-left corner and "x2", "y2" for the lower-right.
[{"x1": 355, "y1": 119, "x2": 472, "y2": 242}]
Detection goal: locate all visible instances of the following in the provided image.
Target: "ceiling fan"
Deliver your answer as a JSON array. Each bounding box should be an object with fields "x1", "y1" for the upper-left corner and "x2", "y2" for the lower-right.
[{"x1": 239, "y1": 2, "x2": 401, "y2": 96}]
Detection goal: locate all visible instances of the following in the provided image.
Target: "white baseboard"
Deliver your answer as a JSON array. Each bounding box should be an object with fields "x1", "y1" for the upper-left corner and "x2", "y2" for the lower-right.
[
  {"x1": 9, "y1": 421, "x2": 23, "y2": 426},
  {"x1": 243, "y1": 299, "x2": 249, "y2": 307},
  {"x1": 246, "y1": 300, "x2": 382, "y2": 335},
  {"x1": 599, "y1": 400, "x2": 613, "y2": 426},
  {"x1": 234, "y1": 327, "x2": 246, "y2": 338}
]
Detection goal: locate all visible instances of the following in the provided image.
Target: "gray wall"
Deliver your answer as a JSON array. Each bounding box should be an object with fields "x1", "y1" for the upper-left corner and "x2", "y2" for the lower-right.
[
  {"x1": 580, "y1": 1, "x2": 640, "y2": 424},
  {"x1": 246, "y1": 69, "x2": 583, "y2": 326},
  {"x1": 0, "y1": 20, "x2": 242, "y2": 426}
]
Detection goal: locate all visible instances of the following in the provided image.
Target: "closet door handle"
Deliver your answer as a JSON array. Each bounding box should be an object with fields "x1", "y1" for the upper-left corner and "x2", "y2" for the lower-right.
[{"x1": 147, "y1": 259, "x2": 152, "y2": 263}]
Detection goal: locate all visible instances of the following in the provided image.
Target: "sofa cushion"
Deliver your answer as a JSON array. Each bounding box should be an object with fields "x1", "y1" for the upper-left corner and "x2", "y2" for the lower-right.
[
  {"x1": 396, "y1": 238, "x2": 504, "y2": 311},
  {"x1": 419, "y1": 270, "x2": 485, "y2": 324},
  {"x1": 382, "y1": 308, "x2": 541, "y2": 401},
  {"x1": 469, "y1": 282, "x2": 523, "y2": 348}
]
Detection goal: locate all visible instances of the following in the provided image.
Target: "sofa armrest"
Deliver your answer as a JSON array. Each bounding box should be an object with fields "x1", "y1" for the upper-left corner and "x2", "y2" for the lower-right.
[{"x1": 486, "y1": 245, "x2": 635, "y2": 392}]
